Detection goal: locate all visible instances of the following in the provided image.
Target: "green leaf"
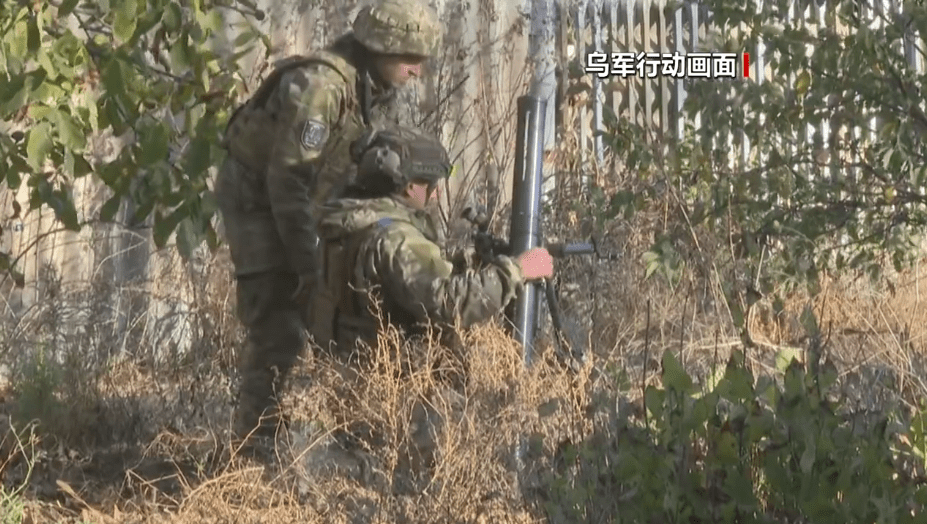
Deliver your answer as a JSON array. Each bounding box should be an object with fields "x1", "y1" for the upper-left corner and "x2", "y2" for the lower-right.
[
  {"x1": 661, "y1": 349, "x2": 693, "y2": 393},
  {"x1": 153, "y1": 207, "x2": 185, "y2": 248},
  {"x1": 36, "y1": 48, "x2": 57, "y2": 78},
  {"x1": 47, "y1": 188, "x2": 80, "y2": 231},
  {"x1": 102, "y1": 59, "x2": 125, "y2": 96},
  {"x1": 183, "y1": 137, "x2": 212, "y2": 176},
  {"x1": 162, "y1": 3, "x2": 183, "y2": 31},
  {"x1": 113, "y1": 0, "x2": 139, "y2": 44},
  {"x1": 201, "y1": 9, "x2": 223, "y2": 35},
  {"x1": 31, "y1": 80, "x2": 65, "y2": 103},
  {"x1": 723, "y1": 470, "x2": 756, "y2": 506},
  {"x1": 137, "y1": 122, "x2": 170, "y2": 166},
  {"x1": 716, "y1": 430, "x2": 739, "y2": 464},
  {"x1": 170, "y1": 37, "x2": 191, "y2": 72},
  {"x1": 100, "y1": 194, "x2": 121, "y2": 222},
  {"x1": 55, "y1": 112, "x2": 87, "y2": 151},
  {"x1": 775, "y1": 347, "x2": 803, "y2": 373},
  {"x1": 27, "y1": 16, "x2": 40, "y2": 54},
  {"x1": 800, "y1": 435, "x2": 816, "y2": 474},
  {"x1": 199, "y1": 190, "x2": 218, "y2": 217},
  {"x1": 9, "y1": 20, "x2": 29, "y2": 60},
  {"x1": 7, "y1": 160, "x2": 24, "y2": 189},
  {"x1": 799, "y1": 304, "x2": 820, "y2": 337},
  {"x1": 57, "y1": 0, "x2": 81, "y2": 17},
  {"x1": 644, "y1": 385, "x2": 665, "y2": 420},
  {"x1": 642, "y1": 250, "x2": 661, "y2": 279},
  {"x1": 26, "y1": 122, "x2": 53, "y2": 171},
  {"x1": 233, "y1": 28, "x2": 257, "y2": 48}
]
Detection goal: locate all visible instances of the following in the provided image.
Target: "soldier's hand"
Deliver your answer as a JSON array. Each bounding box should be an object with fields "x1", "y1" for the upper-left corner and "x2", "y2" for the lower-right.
[{"x1": 517, "y1": 247, "x2": 554, "y2": 280}]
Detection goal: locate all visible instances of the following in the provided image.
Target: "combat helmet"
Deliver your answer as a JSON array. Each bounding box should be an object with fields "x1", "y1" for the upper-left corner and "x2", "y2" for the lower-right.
[
  {"x1": 352, "y1": 0, "x2": 442, "y2": 58},
  {"x1": 351, "y1": 125, "x2": 451, "y2": 194}
]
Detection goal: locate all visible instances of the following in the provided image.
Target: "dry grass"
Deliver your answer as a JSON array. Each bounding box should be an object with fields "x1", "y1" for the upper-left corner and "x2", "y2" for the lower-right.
[
  {"x1": 1, "y1": 320, "x2": 587, "y2": 523},
  {"x1": 3, "y1": 237, "x2": 927, "y2": 523},
  {"x1": 4, "y1": 130, "x2": 927, "y2": 524}
]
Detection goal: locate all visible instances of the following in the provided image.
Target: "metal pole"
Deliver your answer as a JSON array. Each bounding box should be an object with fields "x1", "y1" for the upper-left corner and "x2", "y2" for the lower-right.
[{"x1": 509, "y1": 95, "x2": 547, "y2": 367}]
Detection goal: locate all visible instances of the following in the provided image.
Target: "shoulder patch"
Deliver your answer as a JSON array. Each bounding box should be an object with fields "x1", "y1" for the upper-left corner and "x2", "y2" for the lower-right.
[
  {"x1": 376, "y1": 217, "x2": 394, "y2": 228},
  {"x1": 300, "y1": 119, "x2": 329, "y2": 150}
]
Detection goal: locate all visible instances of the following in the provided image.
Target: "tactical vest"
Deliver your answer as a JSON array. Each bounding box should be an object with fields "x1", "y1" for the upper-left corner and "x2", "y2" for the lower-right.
[
  {"x1": 311, "y1": 218, "x2": 422, "y2": 360},
  {"x1": 222, "y1": 51, "x2": 366, "y2": 196},
  {"x1": 312, "y1": 225, "x2": 377, "y2": 358}
]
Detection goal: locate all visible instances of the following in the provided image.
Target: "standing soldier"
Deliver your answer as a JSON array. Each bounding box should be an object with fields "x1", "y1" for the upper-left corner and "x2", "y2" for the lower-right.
[{"x1": 214, "y1": 0, "x2": 443, "y2": 444}]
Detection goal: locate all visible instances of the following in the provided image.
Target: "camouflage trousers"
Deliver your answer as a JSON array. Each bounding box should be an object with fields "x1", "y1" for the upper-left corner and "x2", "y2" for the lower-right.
[{"x1": 232, "y1": 271, "x2": 310, "y2": 441}]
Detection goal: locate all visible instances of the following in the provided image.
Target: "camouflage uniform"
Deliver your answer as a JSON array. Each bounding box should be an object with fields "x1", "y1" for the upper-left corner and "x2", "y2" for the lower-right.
[
  {"x1": 214, "y1": 0, "x2": 442, "y2": 441},
  {"x1": 310, "y1": 128, "x2": 525, "y2": 487},
  {"x1": 312, "y1": 127, "x2": 526, "y2": 360}
]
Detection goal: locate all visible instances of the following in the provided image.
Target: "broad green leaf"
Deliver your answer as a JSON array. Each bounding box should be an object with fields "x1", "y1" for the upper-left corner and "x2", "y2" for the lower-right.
[
  {"x1": 100, "y1": 194, "x2": 122, "y2": 222},
  {"x1": 82, "y1": 89, "x2": 100, "y2": 132},
  {"x1": 205, "y1": 224, "x2": 220, "y2": 251},
  {"x1": 799, "y1": 435, "x2": 816, "y2": 474},
  {"x1": 199, "y1": 190, "x2": 217, "y2": 216},
  {"x1": 102, "y1": 59, "x2": 125, "y2": 96},
  {"x1": 0, "y1": 79, "x2": 30, "y2": 118},
  {"x1": 57, "y1": 0, "x2": 81, "y2": 18},
  {"x1": 170, "y1": 37, "x2": 192, "y2": 72},
  {"x1": 36, "y1": 48, "x2": 56, "y2": 78},
  {"x1": 162, "y1": 3, "x2": 183, "y2": 31},
  {"x1": 137, "y1": 122, "x2": 169, "y2": 166},
  {"x1": 31, "y1": 80, "x2": 65, "y2": 102},
  {"x1": 113, "y1": 0, "x2": 139, "y2": 44},
  {"x1": 198, "y1": 9, "x2": 224, "y2": 35},
  {"x1": 26, "y1": 104, "x2": 53, "y2": 121},
  {"x1": 6, "y1": 156, "x2": 26, "y2": 188},
  {"x1": 775, "y1": 347, "x2": 803, "y2": 373},
  {"x1": 661, "y1": 349, "x2": 693, "y2": 393},
  {"x1": 153, "y1": 207, "x2": 185, "y2": 248},
  {"x1": 716, "y1": 430, "x2": 739, "y2": 464},
  {"x1": 183, "y1": 137, "x2": 211, "y2": 176},
  {"x1": 234, "y1": 28, "x2": 257, "y2": 48},
  {"x1": 26, "y1": 16, "x2": 40, "y2": 54},
  {"x1": 52, "y1": 190, "x2": 81, "y2": 231},
  {"x1": 55, "y1": 112, "x2": 87, "y2": 151},
  {"x1": 72, "y1": 152, "x2": 93, "y2": 178},
  {"x1": 9, "y1": 20, "x2": 29, "y2": 60},
  {"x1": 799, "y1": 304, "x2": 820, "y2": 337},
  {"x1": 723, "y1": 470, "x2": 756, "y2": 506},
  {"x1": 26, "y1": 122, "x2": 53, "y2": 171},
  {"x1": 135, "y1": 10, "x2": 164, "y2": 37},
  {"x1": 644, "y1": 385, "x2": 664, "y2": 420}
]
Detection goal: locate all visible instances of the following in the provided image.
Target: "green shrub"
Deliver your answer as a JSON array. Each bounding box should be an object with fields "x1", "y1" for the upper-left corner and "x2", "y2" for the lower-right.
[{"x1": 542, "y1": 348, "x2": 927, "y2": 523}]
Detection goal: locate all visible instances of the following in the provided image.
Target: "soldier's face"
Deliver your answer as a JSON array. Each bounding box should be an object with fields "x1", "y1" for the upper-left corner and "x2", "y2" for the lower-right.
[
  {"x1": 404, "y1": 182, "x2": 440, "y2": 209},
  {"x1": 376, "y1": 55, "x2": 427, "y2": 86}
]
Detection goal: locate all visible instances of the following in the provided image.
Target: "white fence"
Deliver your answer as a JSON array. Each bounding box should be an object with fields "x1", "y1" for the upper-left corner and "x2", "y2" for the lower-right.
[{"x1": 557, "y1": 0, "x2": 926, "y2": 177}]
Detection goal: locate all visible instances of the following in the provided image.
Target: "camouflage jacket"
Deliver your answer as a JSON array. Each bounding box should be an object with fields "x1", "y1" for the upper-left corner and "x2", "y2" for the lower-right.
[
  {"x1": 311, "y1": 196, "x2": 525, "y2": 356},
  {"x1": 214, "y1": 48, "x2": 405, "y2": 276}
]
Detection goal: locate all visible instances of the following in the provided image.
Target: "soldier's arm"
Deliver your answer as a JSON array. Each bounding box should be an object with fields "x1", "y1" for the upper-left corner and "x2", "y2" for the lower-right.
[
  {"x1": 265, "y1": 68, "x2": 344, "y2": 275},
  {"x1": 368, "y1": 222, "x2": 525, "y2": 328}
]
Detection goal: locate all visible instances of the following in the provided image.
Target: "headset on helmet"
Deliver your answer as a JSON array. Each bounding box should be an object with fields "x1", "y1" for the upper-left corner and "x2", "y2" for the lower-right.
[{"x1": 351, "y1": 126, "x2": 451, "y2": 193}]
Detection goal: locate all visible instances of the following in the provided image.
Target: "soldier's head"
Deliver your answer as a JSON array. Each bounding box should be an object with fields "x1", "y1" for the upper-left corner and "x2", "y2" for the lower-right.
[
  {"x1": 352, "y1": 0, "x2": 442, "y2": 87},
  {"x1": 350, "y1": 125, "x2": 451, "y2": 208}
]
